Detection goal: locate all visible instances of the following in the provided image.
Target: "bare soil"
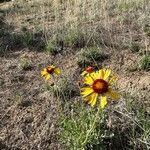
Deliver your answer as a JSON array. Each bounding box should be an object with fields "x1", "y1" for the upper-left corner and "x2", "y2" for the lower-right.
[{"x1": 0, "y1": 1, "x2": 150, "y2": 150}]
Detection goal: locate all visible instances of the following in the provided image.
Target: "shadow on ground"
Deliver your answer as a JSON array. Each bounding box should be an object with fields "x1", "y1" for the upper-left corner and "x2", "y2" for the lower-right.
[{"x1": 0, "y1": 7, "x2": 46, "y2": 57}]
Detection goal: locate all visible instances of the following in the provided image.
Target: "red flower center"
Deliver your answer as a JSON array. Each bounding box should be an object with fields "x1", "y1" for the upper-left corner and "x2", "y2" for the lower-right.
[
  {"x1": 86, "y1": 66, "x2": 94, "y2": 73},
  {"x1": 47, "y1": 67, "x2": 55, "y2": 74},
  {"x1": 92, "y1": 79, "x2": 108, "y2": 94}
]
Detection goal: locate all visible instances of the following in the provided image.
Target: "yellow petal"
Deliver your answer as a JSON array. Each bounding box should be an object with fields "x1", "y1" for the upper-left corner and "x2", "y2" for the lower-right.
[
  {"x1": 81, "y1": 71, "x2": 87, "y2": 76},
  {"x1": 41, "y1": 71, "x2": 46, "y2": 76},
  {"x1": 108, "y1": 75, "x2": 118, "y2": 85},
  {"x1": 100, "y1": 96, "x2": 107, "y2": 109},
  {"x1": 90, "y1": 93, "x2": 98, "y2": 107},
  {"x1": 108, "y1": 90, "x2": 120, "y2": 100},
  {"x1": 86, "y1": 93, "x2": 98, "y2": 107},
  {"x1": 89, "y1": 71, "x2": 99, "y2": 80},
  {"x1": 97, "y1": 69, "x2": 103, "y2": 79},
  {"x1": 54, "y1": 68, "x2": 61, "y2": 75},
  {"x1": 45, "y1": 74, "x2": 51, "y2": 80},
  {"x1": 81, "y1": 87, "x2": 94, "y2": 97},
  {"x1": 102, "y1": 69, "x2": 111, "y2": 80},
  {"x1": 90, "y1": 70, "x2": 101, "y2": 80},
  {"x1": 41, "y1": 68, "x2": 47, "y2": 76},
  {"x1": 83, "y1": 75, "x2": 94, "y2": 85}
]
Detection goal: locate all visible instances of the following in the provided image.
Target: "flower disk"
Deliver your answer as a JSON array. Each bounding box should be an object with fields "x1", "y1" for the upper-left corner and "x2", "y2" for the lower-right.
[
  {"x1": 47, "y1": 67, "x2": 55, "y2": 74},
  {"x1": 92, "y1": 79, "x2": 108, "y2": 94}
]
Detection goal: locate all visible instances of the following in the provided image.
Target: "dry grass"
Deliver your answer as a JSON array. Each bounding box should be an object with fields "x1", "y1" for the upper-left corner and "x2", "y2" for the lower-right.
[{"x1": 0, "y1": 0, "x2": 150, "y2": 149}]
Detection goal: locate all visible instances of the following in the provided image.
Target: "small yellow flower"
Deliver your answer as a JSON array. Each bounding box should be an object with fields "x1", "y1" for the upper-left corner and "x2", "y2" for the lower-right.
[
  {"x1": 41, "y1": 65, "x2": 60, "y2": 80},
  {"x1": 80, "y1": 69, "x2": 120, "y2": 109},
  {"x1": 81, "y1": 66, "x2": 94, "y2": 76}
]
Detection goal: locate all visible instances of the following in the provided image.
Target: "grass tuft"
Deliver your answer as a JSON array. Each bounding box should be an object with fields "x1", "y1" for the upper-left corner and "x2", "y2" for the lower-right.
[
  {"x1": 139, "y1": 55, "x2": 150, "y2": 71},
  {"x1": 77, "y1": 47, "x2": 108, "y2": 68},
  {"x1": 64, "y1": 29, "x2": 85, "y2": 48},
  {"x1": 52, "y1": 77, "x2": 79, "y2": 101},
  {"x1": 46, "y1": 34, "x2": 64, "y2": 55},
  {"x1": 18, "y1": 56, "x2": 32, "y2": 71},
  {"x1": 46, "y1": 37, "x2": 58, "y2": 55}
]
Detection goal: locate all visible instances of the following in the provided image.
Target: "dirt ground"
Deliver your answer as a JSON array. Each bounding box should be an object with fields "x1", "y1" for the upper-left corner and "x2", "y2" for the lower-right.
[
  {"x1": 0, "y1": 47, "x2": 149, "y2": 149},
  {"x1": 0, "y1": 0, "x2": 150, "y2": 150}
]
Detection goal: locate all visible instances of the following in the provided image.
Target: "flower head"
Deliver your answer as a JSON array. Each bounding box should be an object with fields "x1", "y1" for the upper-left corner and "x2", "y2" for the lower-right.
[
  {"x1": 81, "y1": 66, "x2": 94, "y2": 76},
  {"x1": 41, "y1": 65, "x2": 60, "y2": 80},
  {"x1": 80, "y1": 69, "x2": 120, "y2": 109}
]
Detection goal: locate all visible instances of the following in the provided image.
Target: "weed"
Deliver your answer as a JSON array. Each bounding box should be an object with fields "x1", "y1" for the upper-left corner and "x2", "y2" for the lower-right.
[
  {"x1": 59, "y1": 92, "x2": 150, "y2": 150},
  {"x1": 19, "y1": 56, "x2": 32, "y2": 71},
  {"x1": 122, "y1": 94, "x2": 150, "y2": 150},
  {"x1": 52, "y1": 77, "x2": 79, "y2": 101},
  {"x1": 46, "y1": 38, "x2": 57, "y2": 54},
  {"x1": 21, "y1": 32, "x2": 34, "y2": 48},
  {"x1": 139, "y1": 55, "x2": 150, "y2": 71},
  {"x1": 77, "y1": 47, "x2": 108, "y2": 68},
  {"x1": 64, "y1": 29, "x2": 85, "y2": 48},
  {"x1": 59, "y1": 101, "x2": 108, "y2": 150},
  {"x1": 46, "y1": 34, "x2": 63, "y2": 55},
  {"x1": 116, "y1": 0, "x2": 144, "y2": 12},
  {"x1": 21, "y1": 31, "x2": 45, "y2": 50}
]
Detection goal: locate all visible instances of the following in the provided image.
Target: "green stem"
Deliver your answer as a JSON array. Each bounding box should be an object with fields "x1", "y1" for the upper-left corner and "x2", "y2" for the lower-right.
[{"x1": 82, "y1": 108, "x2": 101, "y2": 147}]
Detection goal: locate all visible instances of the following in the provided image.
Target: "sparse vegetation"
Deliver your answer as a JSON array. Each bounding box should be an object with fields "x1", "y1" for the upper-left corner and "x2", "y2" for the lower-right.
[
  {"x1": 46, "y1": 34, "x2": 64, "y2": 54},
  {"x1": 46, "y1": 37, "x2": 58, "y2": 54},
  {"x1": 0, "y1": 0, "x2": 150, "y2": 150},
  {"x1": 63, "y1": 29, "x2": 85, "y2": 48},
  {"x1": 19, "y1": 56, "x2": 32, "y2": 71},
  {"x1": 121, "y1": 94, "x2": 150, "y2": 150},
  {"x1": 59, "y1": 94, "x2": 150, "y2": 150},
  {"x1": 59, "y1": 101, "x2": 106, "y2": 150},
  {"x1": 52, "y1": 77, "x2": 79, "y2": 101},
  {"x1": 139, "y1": 55, "x2": 150, "y2": 71},
  {"x1": 77, "y1": 47, "x2": 108, "y2": 68}
]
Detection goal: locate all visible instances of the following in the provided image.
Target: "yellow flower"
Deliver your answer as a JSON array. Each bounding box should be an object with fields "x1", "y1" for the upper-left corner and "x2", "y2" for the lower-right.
[
  {"x1": 81, "y1": 66, "x2": 94, "y2": 76},
  {"x1": 80, "y1": 69, "x2": 120, "y2": 109},
  {"x1": 41, "y1": 65, "x2": 60, "y2": 80}
]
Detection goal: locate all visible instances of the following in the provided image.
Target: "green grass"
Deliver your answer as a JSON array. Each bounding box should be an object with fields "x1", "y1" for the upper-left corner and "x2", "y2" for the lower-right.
[
  {"x1": 77, "y1": 47, "x2": 108, "y2": 68},
  {"x1": 123, "y1": 94, "x2": 150, "y2": 150},
  {"x1": 59, "y1": 101, "x2": 108, "y2": 150},
  {"x1": 46, "y1": 33, "x2": 64, "y2": 54},
  {"x1": 63, "y1": 29, "x2": 85, "y2": 48},
  {"x1": 49, "y1": 77, "x2": 79, "y2": 101},
  {"x1": 139, "y1": 55, "x2": 150, "y2": 71},
  {"x1": 59, "y1": 94, "x2": 150, "y2": 150},
  {"x1": 46, "y1": 37, "x2": 58, "y2": 54}
]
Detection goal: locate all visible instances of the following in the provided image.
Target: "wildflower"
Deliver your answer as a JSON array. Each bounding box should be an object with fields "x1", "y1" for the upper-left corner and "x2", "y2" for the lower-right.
[
  {"x1": 41, "y1": 65, "x2": 60, "y2": 80},
  {"x1": 81, "y1": 66, "x2": 94, "y2": 76},
  {"x1": 80, "y1": 69, "x2": 120, "y2": 109}
]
